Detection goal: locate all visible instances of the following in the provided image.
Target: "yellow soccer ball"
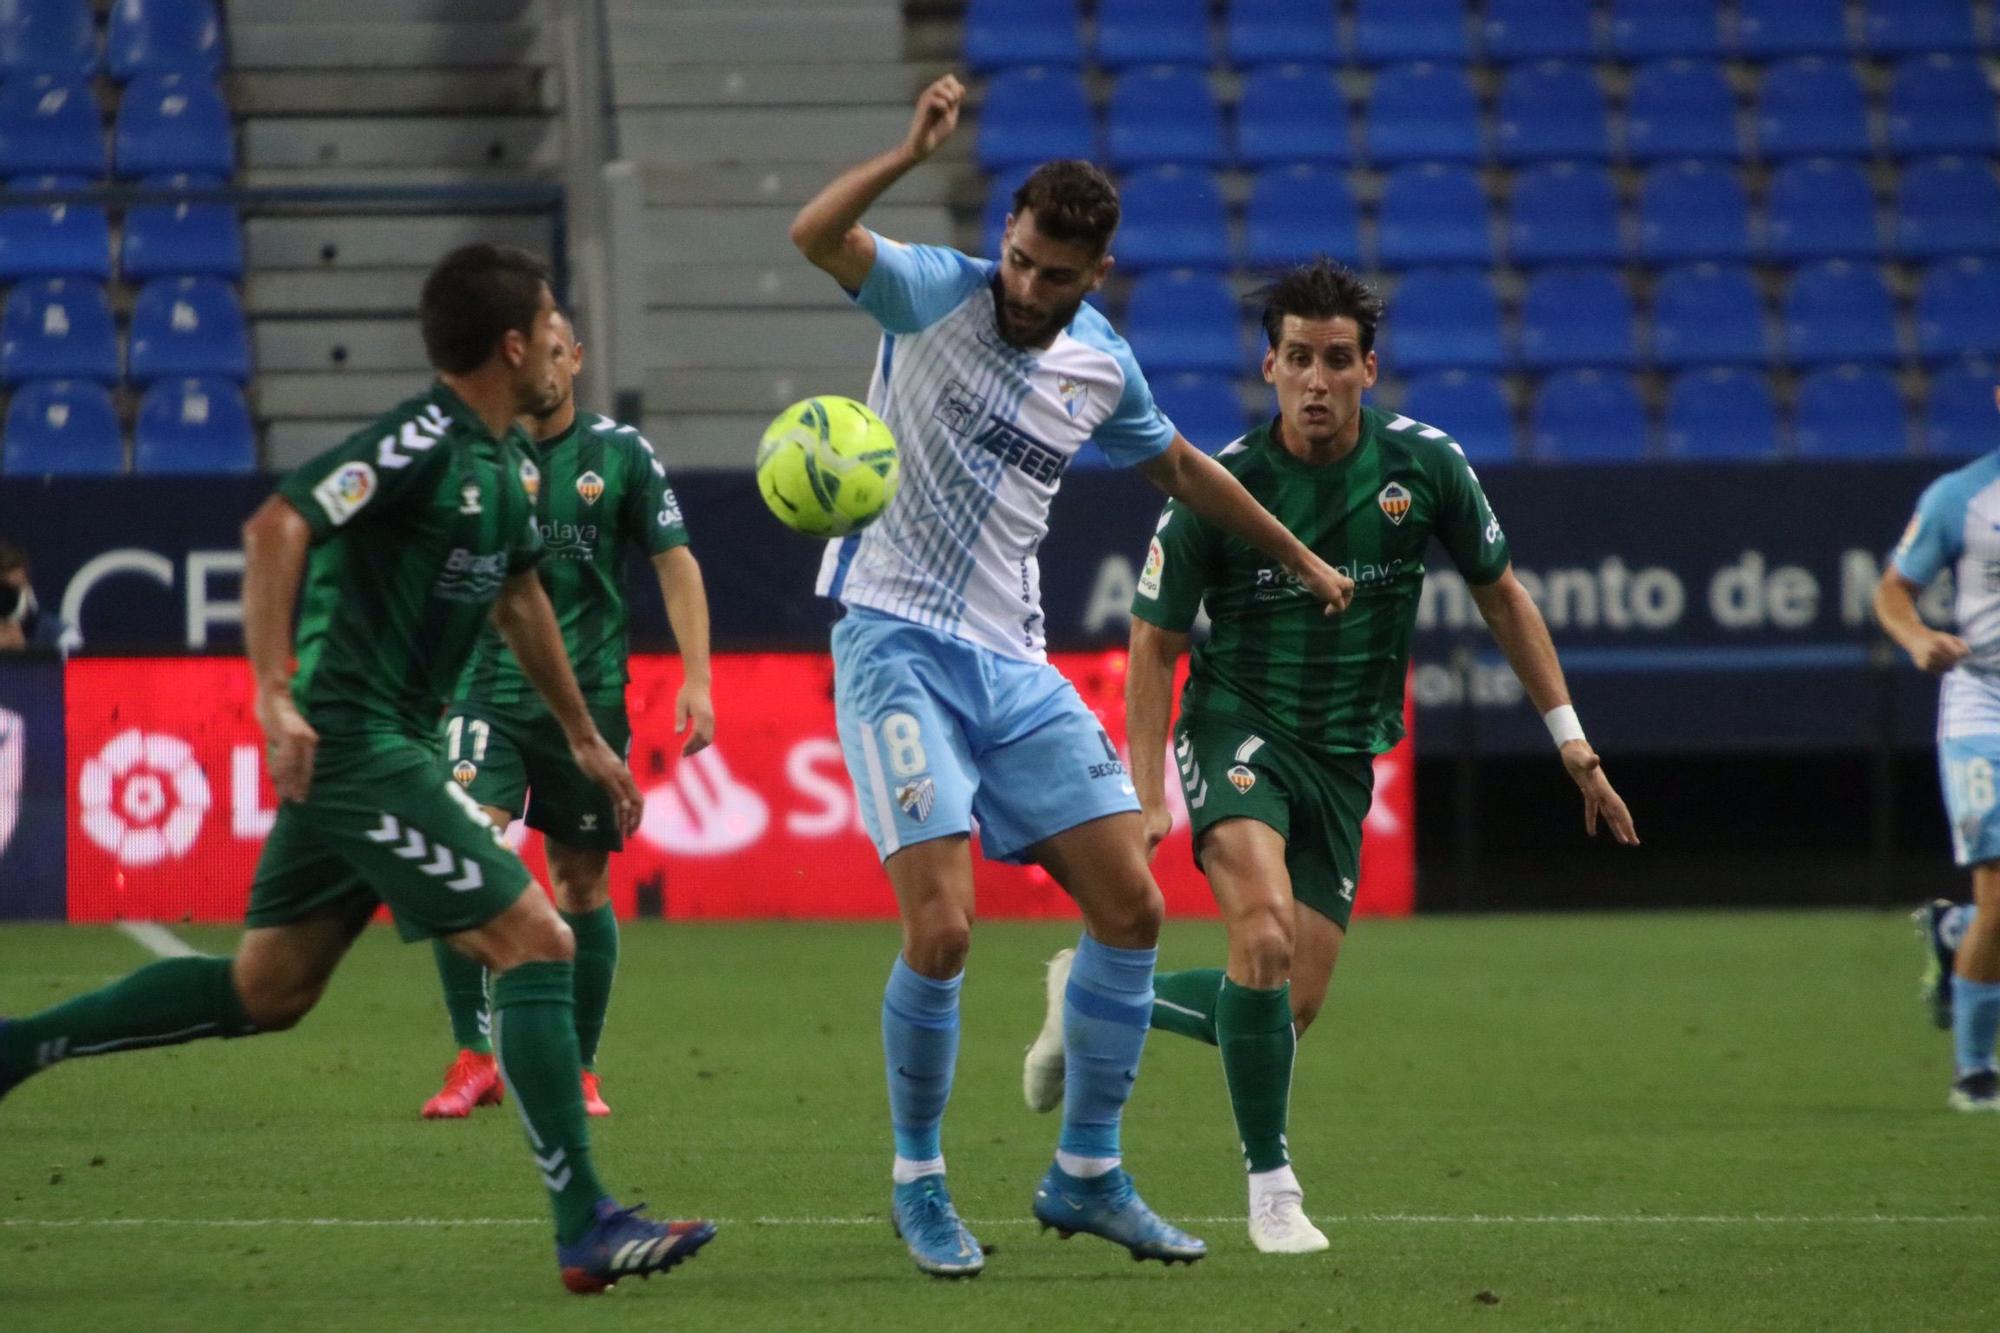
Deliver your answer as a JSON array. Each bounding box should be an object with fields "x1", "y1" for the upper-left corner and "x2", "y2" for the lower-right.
[{"x1": 754, "y1": 395, "x2": 901, "y2": 538}]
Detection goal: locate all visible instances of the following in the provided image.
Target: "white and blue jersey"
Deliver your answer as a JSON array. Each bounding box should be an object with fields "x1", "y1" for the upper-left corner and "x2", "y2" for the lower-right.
[
  {"x1": 816, "y1": 232, "x2": 1177, "y2": 662},
  {"x1": 1894, "y1": 451, "x2": 2000, "y2": 863}
]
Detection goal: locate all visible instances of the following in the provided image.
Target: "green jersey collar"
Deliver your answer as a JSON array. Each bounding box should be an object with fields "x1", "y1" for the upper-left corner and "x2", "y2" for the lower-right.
[{"x1": 427, "y1": 380, "x2": 533, "y2": 450}]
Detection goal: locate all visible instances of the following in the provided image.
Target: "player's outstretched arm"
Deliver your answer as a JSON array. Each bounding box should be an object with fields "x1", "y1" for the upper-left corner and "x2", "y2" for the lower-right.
[
  {"x1": 653, "y1": 547, "x2": 715, "y2": 756},
  {"x1": 1470, "y1": 568, "x2": 1638, "y2": 845},
  {"x1": 788, "y1": 72, "x2": 964, "y2": 290},
  {"x1": 1873, "y1": 568, "x2": 1970, "y2": 674},
  {"x1": 491, "y1": 570, "x2": 643, "y2": 836},
  {"x1": 242, "y1": 495, "x2": 319, "y2": 802},
  {"x1": 1139, "y1": 437, "x2": 1354, "y2": 613},
  {"x1": 1127, "y1": 617, "x2": 1190, "y2": 860}
]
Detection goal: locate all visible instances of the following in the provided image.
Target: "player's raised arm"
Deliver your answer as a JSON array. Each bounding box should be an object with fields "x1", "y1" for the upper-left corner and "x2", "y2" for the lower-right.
[
  {"x1": 242, "y1": 494, "x2": 318, "y2": 802},
  {"x1": 490, "y1": 569, "x2": 643, "y2": 836},
  {"x1": 1468, "y1": 570, "x2": 1638, "y2": 845},
  {"x1": 1138, "y1": 438, "x2": 1354, "y2": 614},
  {"x1": 788, "y1": 73, "x2": 964, "y2": 290}
]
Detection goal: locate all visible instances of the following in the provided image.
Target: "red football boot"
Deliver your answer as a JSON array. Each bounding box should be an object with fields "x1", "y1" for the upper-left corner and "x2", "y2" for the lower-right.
[
  {"x1": 581, "y1": 1070, "x2": 611, "y2": 1117},
  {"x1": 422, "y1": 1049, "x2": 502, "y2": 1119}
]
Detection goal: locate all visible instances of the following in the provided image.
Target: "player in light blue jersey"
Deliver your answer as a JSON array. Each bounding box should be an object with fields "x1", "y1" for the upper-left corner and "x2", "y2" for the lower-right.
[
  {"x1": 1876, "y1": 374, "x2": 2000, "y2": 1111},
  {"x1": 789, "y1": 74, "x2": 1356, "y2": 1275}
]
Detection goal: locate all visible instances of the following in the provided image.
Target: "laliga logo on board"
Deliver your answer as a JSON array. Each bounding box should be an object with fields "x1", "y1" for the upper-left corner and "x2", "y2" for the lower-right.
[
  {"x1": 78, "y1": 729, "x2": 212, "y2": 866},
  {"x1": 575, "y1": 470, "x2": 605, "y2": 505},
  {"x1": 1377, "y1": 481, "x2": 1412, "y2": 526}
]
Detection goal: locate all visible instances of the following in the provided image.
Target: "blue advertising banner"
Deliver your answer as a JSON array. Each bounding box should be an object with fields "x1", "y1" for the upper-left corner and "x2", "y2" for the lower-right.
[
  {"x1": 0, "y1": 458, "x2": 1967, "y2": 755},
  {"x1": 0, "y1": 655, "x2": 65, "y2": 916}
]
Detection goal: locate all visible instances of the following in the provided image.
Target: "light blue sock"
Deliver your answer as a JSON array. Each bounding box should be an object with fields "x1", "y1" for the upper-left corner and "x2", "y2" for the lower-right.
[
  {"x1": 1059, "y1": 932, "x2": 1157, "y2": 1162},
  {"x1": 1951, "y1": 975, "x2": 2000, "y2": 1077},
  {"x1": 882, "y1": 957, "x2": 962, "y2": 1166}
]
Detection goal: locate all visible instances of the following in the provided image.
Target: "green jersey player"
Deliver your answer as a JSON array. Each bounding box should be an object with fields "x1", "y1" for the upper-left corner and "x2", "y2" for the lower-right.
[
  {"x1": 421, "y1": 308, "x2": 715, "y2": 1121},
  {"x1": 0, "y1": 245, "x2": 715, "y2": 1293},
  {"x1": 1022, "y1": 260, "x2": 1639, "y2": 1253}
]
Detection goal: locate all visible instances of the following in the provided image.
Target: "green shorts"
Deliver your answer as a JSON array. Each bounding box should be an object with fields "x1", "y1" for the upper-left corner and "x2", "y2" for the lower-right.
[
  {"x1": 246, "y1": 733, "x2": 532, "y2": 942},
  {"x1": 1173, "y1": 712, "x2": 1376, "y2": 930},
  {"x1": 440, "y1": 699, "x2": 630, "y2": 852}
]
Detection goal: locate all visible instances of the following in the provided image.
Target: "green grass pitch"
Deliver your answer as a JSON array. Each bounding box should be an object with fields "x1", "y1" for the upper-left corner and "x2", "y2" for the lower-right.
[{"x1": 2, "y1": 913, "x2": 1997, "y2": 1330}]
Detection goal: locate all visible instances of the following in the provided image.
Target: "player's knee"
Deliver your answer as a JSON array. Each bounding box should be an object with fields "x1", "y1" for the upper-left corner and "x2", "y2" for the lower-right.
[
  {"x1": 1233, "y1": 909, "x2": 1294, "y2": 985},
  {"x1": 233, "y1": 972, "x2": 322, "y2": 1032},
  {"x1": 1092, "y1": 877, "x2": 1164, "y2": 946},
  {"x1": 906, "y1": 904, "x2": 973, "y2": 976}
]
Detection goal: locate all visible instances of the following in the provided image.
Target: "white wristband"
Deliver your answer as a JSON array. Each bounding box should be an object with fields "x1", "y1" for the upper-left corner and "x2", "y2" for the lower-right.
[{"x1": 1543, "y1": 704, "x2": 1586, "y2": 748}]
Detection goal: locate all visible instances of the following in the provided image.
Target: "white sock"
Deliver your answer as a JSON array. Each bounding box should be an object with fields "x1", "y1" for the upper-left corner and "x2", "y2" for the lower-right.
[
  {"x1": 892, "y1": 1155, "x2": 945, "y2": 1185},
  {"x1": 1055, "y1": 1151, "x2": 1119, "y2": 1179},
  {"x1": 1248, "y1": 1163, "x2": 1303, "y2": 1203}
]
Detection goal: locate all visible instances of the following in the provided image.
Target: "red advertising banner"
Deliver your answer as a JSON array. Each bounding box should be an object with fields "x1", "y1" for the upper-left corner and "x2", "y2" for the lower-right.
[{"x1": 63, "y1": 655, "x2": 1413, "y2": 923}]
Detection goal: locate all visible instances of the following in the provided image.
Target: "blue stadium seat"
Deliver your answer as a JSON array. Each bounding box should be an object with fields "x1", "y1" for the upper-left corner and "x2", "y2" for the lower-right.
[
  {"x1": 975, "y1": 68, "x2": 1093, "y2": 173},
  {"x1": 127, "y1": 274, "x2": 249, "y2": 382},
  {"x1": 1519, "y1": 267, "x2": 1639, "y2": 370},
  {"x1": 963, "y1": 0, "x2": 1082, "y2": 71},
  {"x1": 120, "y1": 172, "x2": 242, "y2": 280},
  {"x1": 1651, "y1": 263, "x2": 1769, "y2": 368},
  {"x1": 981, "y1": 179, "x2": 1013, "y2": 259},
  {"x1": 0, "y1": 174, "x2": 110, "y2": 279},
  {"x1": 1376, "y1": 162, "x2": 1492, "y2": 268},
  {"x1": 1114, "y1": 166, "x2": 1229, "y2": 272},
  {"x1": 1637, "y1": 160, "x2": 1753, "y2": 263},
  {"x1": 1782, "y1": 261, "x2": 1901, "y2": 365},
  {"x1": 1734, "y1": 0, "x2": 1852, "y2": 59},
  {"x1": 1507, "y1": 161, "x2": 1623, "y2": 265},
  {"x1": 1243, "y1": 164, "x2": 1360, "y2": 269},
  {"x1": 1352, "y1": 0, "x2": 1470, "y2": 64},
  {"x1": 1793, "y1": 364, "x2": 1910, "y2": 457},
  {"x1": 1885, "y1": 55, "x2": 1998, "y2": 158},
  {"x1": 1862, "y1": 0, "x2": 1978, "y2": 56},
  {"x1": 0, "y1": 0, "x2": 95, "y2": 77},
  {"x1": 106, "y1": 0, "x2": 222, "y2": 80},
  {"x1": 1105, "y1": 66, "x2": 1224, "y2": 170},
  {"x1": 1623, "y1": 59, "x2": 1739, "y2": 162},
  {"x1": 1362, "y1": 61, "x2": 1482, "y2": 164},
  {"x1": 1401, "y1": 369, "x2": 1517, "y2": 462},
  {"x1": 1755, "y1": 57, "x2": 1871, "y2": 159},
  {"x1": 0, "y1": 74, "x2": 104, "y2": 177},
  {"x1": 1150, "y1": 373, "x2": 1247, "y2": 452},
  {"x1": 1924, "y1": 362, "x2": 1998, "y2": 456},
  {"x1": 0, "y1": 278, "x2": 115, "y2": 382},
  {"x1": 1494, "y1": 60, "x2": 1612, "y2": 163},
  {"x1": 1235, "y1": 64, "x2": 1350, "y2": 167},
  {"x1": 1663, "y1": 367, "x2": 1781, "y2": 459},
  {"x1": 1916, "y1": 257, "x2": 2000, "y2": 363},
  {"x1": 1124, "y1": 270, "x2": 1242, "y2": 375},
  {"x1": 134, "y1": 376, "x2": 255, "y2": 473},
  {"x1": 1226, "y1": 0, "x2": 1339, "y2": 66},
  {"x1": 1383, "y1": 268, "x2": 1506, "y2": 373},
  {"x1": 1094, "y1": 0, "x2": 1208, "y2": 70},
  {"x1": 1609, "y1": 0, "x2": 1724, "y2": 60},
  {"x1": 1894, "y1": 156, "x2": 2000, "y2": 259},
  {"x1": 114, "y1": 73, "x2": 233, "y2": 178},
  {"x1": 1482, "y1": 0, "x2": 1598, "y2": 62},
  {"x1": 1531, "y1": 369, "x2": 1650, "y2": 461},
  {"x1": 2, "y1": 378, "x2": 121, "y2": 474},
  {"x1": 1764, "y1": 157, "x2": 1881, "y2": 261}
]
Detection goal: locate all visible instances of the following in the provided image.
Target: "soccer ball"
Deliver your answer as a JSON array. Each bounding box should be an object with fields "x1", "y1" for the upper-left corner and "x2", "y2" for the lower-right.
[{"x1": 754, "y1": 395, "x2": 901, "y2": 538}]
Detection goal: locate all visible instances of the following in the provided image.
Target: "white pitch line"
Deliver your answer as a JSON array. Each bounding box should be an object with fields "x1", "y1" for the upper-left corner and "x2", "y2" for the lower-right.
[
  {"x1": 116, "y1": 921, "x2": 196, "y2": 959},
  {"x1": 0, "y1": 1214, "x2": 1991, "y2": 1231}
]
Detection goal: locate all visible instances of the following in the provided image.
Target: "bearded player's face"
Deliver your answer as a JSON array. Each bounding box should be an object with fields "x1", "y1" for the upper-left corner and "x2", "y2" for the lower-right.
[
  {"x1": 994, "y1": 209, "x2": 1110, "y2": 349},
  {"x1": 511, "y1": 285, "x2": 567, "y2": 418}
]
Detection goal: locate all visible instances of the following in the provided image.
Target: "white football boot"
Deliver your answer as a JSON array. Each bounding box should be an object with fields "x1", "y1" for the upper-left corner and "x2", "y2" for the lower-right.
[
  {"x1": 1021, "y1": 947, "x2": 1075, "y2": 1113},
  {"x1": 1248, "y1": 1166, "x2": 1331, "y2": 1254}
]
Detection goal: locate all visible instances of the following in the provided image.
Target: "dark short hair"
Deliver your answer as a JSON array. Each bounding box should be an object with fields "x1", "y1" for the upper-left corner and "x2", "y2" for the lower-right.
[
  {"x1": 1011, "y1": 160, "x2": 1121, "y2": 255},
  {"x1": 419, "y1": 244, "x2": 551, "y2": 374},
  {"x1": 0, "y1": 539, "x2": 25, "y2": 575},
  {"x1": 1255, "y1": 259, "x2": 1385, "y2": 354}
]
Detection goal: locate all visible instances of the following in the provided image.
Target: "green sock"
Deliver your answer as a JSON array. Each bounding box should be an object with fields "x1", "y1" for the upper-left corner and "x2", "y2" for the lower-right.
[
  {"x1": 430, "y1": 939, "x2": 492, "y2": 1054},
  {"x1": 0, "y1": 955, "x2": 256, "y2": 1081},
  {"x1": 491, "y1": 961, "x2": 608, "y2": 1245},
  {"x1": 561, "y1": 906, "x2": 618, "y2": 1070},
  {"x1": 1151, "y1": 967, "x2": 1224, "y2": 1045},
  {"x1": 1216, "y1": 978, "x2": 1296, "y2": 1174}
]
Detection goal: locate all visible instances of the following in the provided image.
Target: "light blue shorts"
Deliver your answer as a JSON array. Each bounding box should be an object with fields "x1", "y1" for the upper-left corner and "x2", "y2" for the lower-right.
[
  {"x1": 831, "y1": 607, "x2": 1140, "y2": 863},
  {"x1": 1940, "y1": 736, "x2": 2000, "y2": 867}
]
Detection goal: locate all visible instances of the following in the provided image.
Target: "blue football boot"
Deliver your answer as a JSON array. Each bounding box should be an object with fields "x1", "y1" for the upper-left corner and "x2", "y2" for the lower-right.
[
  {"x1": 1032, "y1": 1163, "x2": 1206, "y2": 1265},
  {"x1": 556, "y1": 1198, "x2": 716, "y2": 1294},
  {"x1": 890, "y1": 1174, "x2": 985, "y2": 1278}
]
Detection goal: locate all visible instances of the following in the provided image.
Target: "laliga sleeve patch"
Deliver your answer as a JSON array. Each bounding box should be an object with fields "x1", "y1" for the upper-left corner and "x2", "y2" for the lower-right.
[
  {"x1": 1895, "y1": 513, "x2": 1923, "y2": 558},
  {"x1": 311, "y1": 461, "x2": 377, "y2": 527},
  {"x1": 1138, "y1": 536, "x2": 1166, "y2": 599}
]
